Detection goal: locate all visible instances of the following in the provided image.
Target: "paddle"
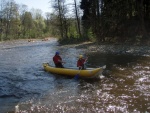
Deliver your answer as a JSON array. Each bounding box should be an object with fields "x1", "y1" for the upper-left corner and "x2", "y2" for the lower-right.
[
  {"x1": 74, "y1": 67, "x2": 82, "y2": 80},
  {"x1": 83, "y1": 56, "x2": 88, "y2": 69},
  {"x1": 84, "y1": 61, "x2": 87, "y2": 69}
]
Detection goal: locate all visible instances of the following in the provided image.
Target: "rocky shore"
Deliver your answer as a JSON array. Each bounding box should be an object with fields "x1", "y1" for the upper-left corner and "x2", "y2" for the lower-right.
[
  {"x1": 1, "y1": 39, "x2": 150, "y2": 56},
  {"x1": 74, "y1": 42, "x2": 150, "y2": 56}
]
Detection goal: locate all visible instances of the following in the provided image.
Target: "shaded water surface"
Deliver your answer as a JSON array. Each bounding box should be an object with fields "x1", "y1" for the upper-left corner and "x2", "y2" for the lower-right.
[{"x1": 0, "y1": 39, "x2": 149, "y2": 113}]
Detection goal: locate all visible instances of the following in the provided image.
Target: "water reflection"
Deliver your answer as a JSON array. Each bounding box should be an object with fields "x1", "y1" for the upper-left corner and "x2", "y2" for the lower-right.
[{"x1": 0, "y1": 39, "x2": 149, "y2": 113}]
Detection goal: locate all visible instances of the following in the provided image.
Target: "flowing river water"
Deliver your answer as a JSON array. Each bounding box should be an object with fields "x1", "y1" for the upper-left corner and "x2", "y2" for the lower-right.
[{"x1": 0, "y1": 39, "x2": 149, "y2": 113}]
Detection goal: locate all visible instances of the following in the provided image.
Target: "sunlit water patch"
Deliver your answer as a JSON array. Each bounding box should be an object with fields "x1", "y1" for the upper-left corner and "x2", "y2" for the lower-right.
[{"x1": 0, "y1": 39, "x2": 150, "y2": 113}]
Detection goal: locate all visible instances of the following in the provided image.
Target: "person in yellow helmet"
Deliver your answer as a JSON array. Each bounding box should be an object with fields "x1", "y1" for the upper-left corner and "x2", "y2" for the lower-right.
[{"x1": 77, "y1": 55, "x2": 88, "y2": 70}]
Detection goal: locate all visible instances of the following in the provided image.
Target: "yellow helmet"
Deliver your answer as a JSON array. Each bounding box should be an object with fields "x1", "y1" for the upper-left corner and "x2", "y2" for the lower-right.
[{"x1": 79, "y1": 55, "x2": 83, "y2": 58}]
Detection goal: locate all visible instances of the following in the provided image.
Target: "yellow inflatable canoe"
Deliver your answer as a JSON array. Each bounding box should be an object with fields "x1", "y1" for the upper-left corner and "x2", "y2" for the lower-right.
[{"x1": 43, "y1": 63, "x2": 105, "y2": 78}]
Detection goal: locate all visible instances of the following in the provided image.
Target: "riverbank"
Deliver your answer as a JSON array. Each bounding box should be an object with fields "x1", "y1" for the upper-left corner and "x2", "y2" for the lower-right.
[
  {"x1": 0, "y1": 38, "x2": 149, "y2": 56},
  {"x1": 0, "y1": 38, "x2": 55, "y2": 49},
  {"x1": 69, "y1": 42, "x2": 150, "y2": 56}
]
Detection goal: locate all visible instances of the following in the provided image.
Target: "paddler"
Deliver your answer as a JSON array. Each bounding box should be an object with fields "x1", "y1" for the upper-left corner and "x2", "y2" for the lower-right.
[
  {"x1": 53, "y1": 52, "x2": 65, "y2": 68},
  {"x1": 77, "y1": 55, "x2": 88, "y2": 70}
]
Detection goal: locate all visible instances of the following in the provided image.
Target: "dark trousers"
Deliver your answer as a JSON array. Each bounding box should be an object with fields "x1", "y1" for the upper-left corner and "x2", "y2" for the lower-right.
[
  {"x1": 79, "y1": 65, "x2": 85, "y2": 70},
  {"x1": 55, "y1": 63, "x2": 64, "y2": 68}
]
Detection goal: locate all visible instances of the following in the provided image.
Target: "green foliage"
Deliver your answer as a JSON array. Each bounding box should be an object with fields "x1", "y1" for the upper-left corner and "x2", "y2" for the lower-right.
[
  {"x1": 1, "y1": 0, "x2": 149, "y2": 45},
  {"x1": 80, "y1": 0, "x2": 150, "y2": 44}
]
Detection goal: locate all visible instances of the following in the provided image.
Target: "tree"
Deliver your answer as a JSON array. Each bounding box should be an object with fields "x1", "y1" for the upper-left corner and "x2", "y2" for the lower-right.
[
  {"x1": 80, "y1": 0, "x2": 91, "y2": 39},
  {"x1": 22, "y1": 11, "x2": 33, "y2": 38},
  {"x1": 0, "y1": 0, "x2": 6, "y2": 41},
  {"x1": 2, "y1": 0, "x2": 20, "y2": 40},
  {"x1": 30, "y1": 8, "x2": 46, "y2": 38},
  {"x1": 73, "y1": 0, "x2": 82, "y2": 38},
  {"x1": 80, "y1": 0, "x2": 150, "y2": 44},
  {"x1": 50, "y1": 0, "x2": 70, "y2": 39}
]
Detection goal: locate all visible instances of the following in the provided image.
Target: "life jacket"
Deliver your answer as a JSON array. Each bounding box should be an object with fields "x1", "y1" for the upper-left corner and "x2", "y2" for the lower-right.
[
  {"x1": 53, "y1": 55, "x2": 62, "y2": 64},
  {"x1": 77, "y1": 59, "x2": 85, "y2": 67}
]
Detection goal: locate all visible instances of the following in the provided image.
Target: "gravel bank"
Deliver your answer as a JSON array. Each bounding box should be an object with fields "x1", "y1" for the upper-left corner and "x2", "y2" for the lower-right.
[{"x1": 74, "y1": 42, "x2": 150, "y2": 56}]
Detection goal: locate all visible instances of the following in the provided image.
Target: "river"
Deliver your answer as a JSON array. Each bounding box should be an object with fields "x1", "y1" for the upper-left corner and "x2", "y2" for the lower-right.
[{"x1": 0, "y1": 38, "x2": 149, "y2": 113}]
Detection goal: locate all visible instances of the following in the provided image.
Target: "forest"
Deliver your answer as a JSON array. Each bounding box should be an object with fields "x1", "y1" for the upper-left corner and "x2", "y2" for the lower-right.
[{"x1": 0, "y1": 0, "x2": 150, "y2": 45}]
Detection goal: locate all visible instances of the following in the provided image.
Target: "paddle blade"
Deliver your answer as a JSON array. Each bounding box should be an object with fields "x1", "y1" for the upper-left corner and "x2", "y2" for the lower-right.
[{"x1": 74, "y1": 74, "x2": 79, "y2": 80}]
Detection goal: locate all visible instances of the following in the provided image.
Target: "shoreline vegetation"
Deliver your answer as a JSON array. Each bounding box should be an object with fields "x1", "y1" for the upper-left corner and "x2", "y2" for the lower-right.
[{"x1": 0, "y1": 0, "x2": 149, "y2": 49}]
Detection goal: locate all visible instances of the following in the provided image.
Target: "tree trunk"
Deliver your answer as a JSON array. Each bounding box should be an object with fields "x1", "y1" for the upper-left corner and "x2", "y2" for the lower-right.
[
  {"x1": 58, "y1": 0, "x2": 64, "y2": 39},
  {"x1": 74, "y1": 0, "x2": 82, "y2": 38},
  {"x1": 137, "y1": 0, "x2": 147, "y2": 36}
]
